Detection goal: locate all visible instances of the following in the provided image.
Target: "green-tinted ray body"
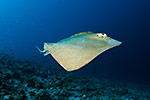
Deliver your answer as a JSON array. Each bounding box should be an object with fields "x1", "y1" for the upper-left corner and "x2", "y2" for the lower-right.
[{"x1": 37, "y1": 32, "x2": 122, "y2": 71}]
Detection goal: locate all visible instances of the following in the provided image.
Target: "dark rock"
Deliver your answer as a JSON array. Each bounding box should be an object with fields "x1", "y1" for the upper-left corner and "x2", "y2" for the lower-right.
[{"x1": 11, "y1": 71, "x2": 21, "y2": 79}]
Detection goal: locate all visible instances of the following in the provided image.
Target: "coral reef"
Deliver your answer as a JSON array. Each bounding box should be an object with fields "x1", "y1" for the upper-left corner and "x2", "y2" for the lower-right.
[{"x1": 0, "y1": 53, "x2": 150, "y2": 100}]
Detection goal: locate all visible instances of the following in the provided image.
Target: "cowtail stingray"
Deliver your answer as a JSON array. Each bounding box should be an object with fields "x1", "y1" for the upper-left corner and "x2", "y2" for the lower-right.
[{"x1": 37, "y1": 32, "x2": 122, "y2": 71}]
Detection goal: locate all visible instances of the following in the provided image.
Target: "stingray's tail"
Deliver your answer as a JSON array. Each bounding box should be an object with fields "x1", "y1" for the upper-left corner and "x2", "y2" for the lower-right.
[
  {"x1": 36, "y1": 46, "x2": 49, "y2": 56},
  {"x1": 36, "y1": 46, "x2": 43, "y2": 53}
]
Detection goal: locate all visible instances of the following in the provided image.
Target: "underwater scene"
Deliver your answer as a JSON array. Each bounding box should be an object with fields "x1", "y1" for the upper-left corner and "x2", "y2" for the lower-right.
[{"x1": 0, "y1": 0, "x2": 150, "y2": 100}]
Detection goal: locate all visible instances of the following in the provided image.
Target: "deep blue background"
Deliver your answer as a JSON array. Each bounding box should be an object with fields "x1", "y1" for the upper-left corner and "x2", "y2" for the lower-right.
[{"x1": 0, "y1": 0, "x2": 150, "y2": 84}]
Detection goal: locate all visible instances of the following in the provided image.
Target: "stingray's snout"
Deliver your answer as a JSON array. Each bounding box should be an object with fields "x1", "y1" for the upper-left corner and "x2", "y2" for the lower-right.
[{"x1": 108, "y1": 38, "x2": 122, "y2": 47}]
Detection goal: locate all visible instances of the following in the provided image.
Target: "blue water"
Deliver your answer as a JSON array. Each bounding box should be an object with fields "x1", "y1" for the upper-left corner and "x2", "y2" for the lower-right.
[{"x1": 0, "y1": 0, "x2": 149, "y2": 83}]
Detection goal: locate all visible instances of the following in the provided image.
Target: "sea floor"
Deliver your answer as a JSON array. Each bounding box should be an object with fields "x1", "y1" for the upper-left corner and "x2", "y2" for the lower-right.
[{"x1": 0, "y1": 53, "x2": 150, "y2": 100}]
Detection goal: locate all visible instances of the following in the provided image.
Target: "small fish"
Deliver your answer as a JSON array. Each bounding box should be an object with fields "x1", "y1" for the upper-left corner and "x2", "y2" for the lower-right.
[{"x1": 37, "y1": 32, "x2": 122, "y2": 71}]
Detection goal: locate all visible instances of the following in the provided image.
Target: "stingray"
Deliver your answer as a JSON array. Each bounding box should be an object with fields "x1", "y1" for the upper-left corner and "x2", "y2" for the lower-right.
[{"x1": 37, "y1": 32, "x2": 122, "y2": 71}]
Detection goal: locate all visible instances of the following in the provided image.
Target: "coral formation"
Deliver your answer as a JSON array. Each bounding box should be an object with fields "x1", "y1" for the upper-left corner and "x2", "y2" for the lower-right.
[{"x1": 0, "y1": 53, "x2": 150, "y2": 100}]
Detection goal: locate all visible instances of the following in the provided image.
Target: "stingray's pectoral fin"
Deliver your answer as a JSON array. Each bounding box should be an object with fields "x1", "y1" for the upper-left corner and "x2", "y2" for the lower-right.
[{"x1": 36, "y1": 46, "x2": 50, "y2": 56}]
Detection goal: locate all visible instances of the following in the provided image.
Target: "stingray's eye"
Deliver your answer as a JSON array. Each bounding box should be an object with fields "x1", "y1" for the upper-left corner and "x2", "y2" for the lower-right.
[{"x1": 97, "y1": 33, "x2": 107, "y2": 38}]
